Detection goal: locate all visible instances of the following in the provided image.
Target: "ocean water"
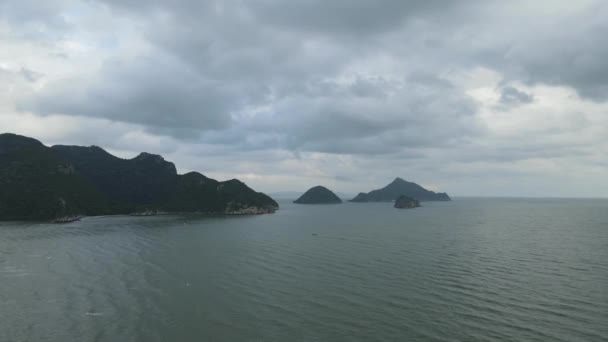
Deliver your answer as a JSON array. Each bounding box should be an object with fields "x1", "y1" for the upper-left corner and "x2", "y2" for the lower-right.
[{"x1": 1, "y1": 198, "x2": 607, "y2": 342}]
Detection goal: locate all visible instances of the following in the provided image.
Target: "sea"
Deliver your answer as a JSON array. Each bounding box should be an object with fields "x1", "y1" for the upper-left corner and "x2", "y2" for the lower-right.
[{"x1": 1, "y1": 198, "x2": 607, "y2": 342}]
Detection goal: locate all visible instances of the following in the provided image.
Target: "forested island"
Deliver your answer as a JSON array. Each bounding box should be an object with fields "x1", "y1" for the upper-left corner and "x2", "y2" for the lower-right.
[
  {"x1": 0, "y1": 133, "x2": 278, "y2": 221},
  {"x1": 394, "y1": 195, "x2": 421, "y2": 209},
  {"x1": 350, "y1": 177, "x2": 450, "y2": 202},
  {"x1": 294, "y1": 186, "x2": 342, "y2": 204}
]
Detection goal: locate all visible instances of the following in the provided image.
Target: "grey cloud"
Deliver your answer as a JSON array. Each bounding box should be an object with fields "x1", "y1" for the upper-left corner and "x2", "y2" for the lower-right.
[
  {"x1": 0, "y1": 0, "x2": 74, "y2": 40},
  {"x1": 366, "y1": 1, "x2": 608, "y2": 102},
  {"x1": 349, "y1": 77, "x2": 393, "y2": 98},
  {"x1": 249, "y1": 0, "x2": 457, "y2": 36},
  {"x1": 93, "y1": 0, "x2": 483, "y2": 94},
  {"x1": 481, "y1": 2, "x2": 608, "y2": 101},
  {"x1": 454, "y1": 141, "x2": 595, "y2": 164},
  {"x1": 98, "y1": 0, "x2": 474, "y2": 34},
  {"x1": 498, "y1": 86, "x2": 534, "y2": 107},
  {"x1": 19, "y1": 56, "x2": 256, "y2": 135},
  {"x1": 194, "y1": 75, "x2": 480, "y2": 155},
  {"x1": 19, "y1": 0, "x2": 484, "y2": 151},
  {"x1": 506, "y1": 25, "x2": 608, "y2": 101},
  {"x1": 0, "y1": 66, "x2": 35, "y2": 91},
  {"x1": 11, "y1": 0, "x2": 608, "y2": 108},
  {"x1": 8, "y1": 0, "x2": 608, "y2": 191},
  {"x1": 0, "y1": 66, "x2": 11, "y2": 78},
  {"x1": 2, "y1": 0, "x2": 608, "y2": 198},
  {"x1": 19, "y1": 68, "x2": 44, "y2": 82}
]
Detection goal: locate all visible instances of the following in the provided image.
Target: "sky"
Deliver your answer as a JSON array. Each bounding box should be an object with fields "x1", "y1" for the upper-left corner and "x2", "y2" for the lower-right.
[{"x1": 1, "y1": 0, "x2": 607, "y2": 197}]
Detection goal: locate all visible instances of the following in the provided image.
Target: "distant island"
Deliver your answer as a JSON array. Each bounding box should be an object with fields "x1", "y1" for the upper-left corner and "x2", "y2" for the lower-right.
[
  {"x1": 294, "y1": 186, "x2": 342, "y2": 204},
  {"x1": 394, "y1": 195, "x2": 421, "y2": 209},
  {"x1": 350, "y1": 177, "x2": 451, "y2": 202},
  {"x1": 271, "y1": 191, "x2": 355, "y2": 200},
  {"x1": 0, "y1": 133, "x2": 278, "y2": 221}
]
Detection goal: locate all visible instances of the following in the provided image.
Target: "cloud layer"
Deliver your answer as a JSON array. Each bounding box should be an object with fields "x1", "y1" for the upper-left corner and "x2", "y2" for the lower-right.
[{"x1": 1, "y1": 0, "x2": 607, "y2": 196}]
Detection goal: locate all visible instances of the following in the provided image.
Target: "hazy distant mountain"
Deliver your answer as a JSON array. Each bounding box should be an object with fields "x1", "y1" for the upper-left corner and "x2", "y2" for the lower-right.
[
  {"x1": 351, "y1": 178, "x2": 451, "y2": 202},
  {"x1": 269, "y1": 191, "x2": 305, "y2": 199},
  {"x1": 294, "y1": 186, "x2": 342, "y2": 204},
  {"x1": 271, "y1": 191, "x2": 355, "y2": 200},
  {"x1": 0, "y1": 133, "x2": 278, "y2": 221}
]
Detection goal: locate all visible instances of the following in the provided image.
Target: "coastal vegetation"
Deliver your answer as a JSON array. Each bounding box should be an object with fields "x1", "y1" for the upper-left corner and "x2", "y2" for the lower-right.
[{"x1": 0, "y1": 133, "x2": 278, "y2": 221}]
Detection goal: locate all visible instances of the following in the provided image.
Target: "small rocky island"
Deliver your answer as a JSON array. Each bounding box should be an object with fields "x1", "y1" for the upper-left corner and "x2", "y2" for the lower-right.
[
  {"x1": 294, "y1": 186, "x2": 342, "y2": 204},
  {"x1": 394, "y1": 196, "x2": 421, "y2": 209}
]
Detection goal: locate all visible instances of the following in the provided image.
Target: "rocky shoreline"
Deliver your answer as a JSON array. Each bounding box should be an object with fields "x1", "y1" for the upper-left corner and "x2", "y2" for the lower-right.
[
  {"x1": 224, "y1": 206, "x2": 277, "y2": 215},
  {"x1": 128, "y1": 205, "x2": 278, "y2": 217},
  {"x1": 48, "y1": 205, "x2": 277, "y2": 223}
]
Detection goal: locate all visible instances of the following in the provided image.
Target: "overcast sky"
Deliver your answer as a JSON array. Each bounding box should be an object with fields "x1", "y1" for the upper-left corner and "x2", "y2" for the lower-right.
[{"x1": 1, "y1": 0, "x2": 607, "y2": 197}]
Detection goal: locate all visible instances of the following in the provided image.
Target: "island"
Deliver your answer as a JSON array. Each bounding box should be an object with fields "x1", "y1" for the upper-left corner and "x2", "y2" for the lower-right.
[
  {"x1": 394, "y1": 196, "x2": 421, "y2": 209},
  {"x1": 294, "y1": 186, "x2": 342, "y2": 204},
  {"x1": 350, "y1": 177, "x2": 450, "y2": 202},
  {"x1": 0, "y1": 133, "x2": 278, "y2": 221}
]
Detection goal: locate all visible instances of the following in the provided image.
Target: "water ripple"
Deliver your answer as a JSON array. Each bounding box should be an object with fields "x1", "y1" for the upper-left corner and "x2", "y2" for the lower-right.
[{"x1": 1, "y1": 198, "x2": 607, "y2": 341}]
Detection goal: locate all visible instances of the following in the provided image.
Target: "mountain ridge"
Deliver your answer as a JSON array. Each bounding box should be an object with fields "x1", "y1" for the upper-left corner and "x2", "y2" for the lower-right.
[{"x1": 0, "y1": 133, "x2": 278, "y2": 221}]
